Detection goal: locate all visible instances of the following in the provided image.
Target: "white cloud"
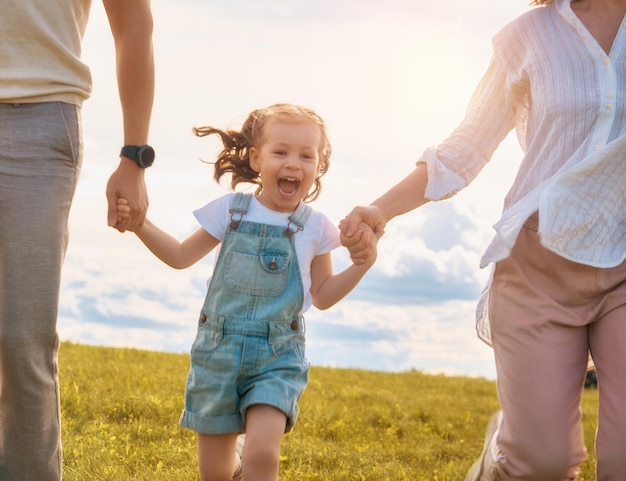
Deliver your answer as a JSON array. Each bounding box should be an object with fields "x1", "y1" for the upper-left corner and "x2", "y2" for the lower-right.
[{"x1": 304, "y1": 300, "x2": 496, "y2": 378}]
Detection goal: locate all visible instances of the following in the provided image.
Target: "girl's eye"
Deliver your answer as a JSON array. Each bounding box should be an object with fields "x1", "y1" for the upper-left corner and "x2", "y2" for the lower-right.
[{"x1": 274, "y1": 150, "x2": 287, "y2": 156}]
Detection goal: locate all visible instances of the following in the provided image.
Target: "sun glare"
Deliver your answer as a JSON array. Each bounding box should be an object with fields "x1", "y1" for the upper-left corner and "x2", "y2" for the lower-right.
[{"x1": 390, "y1": 41, "x2": 485, "y2": 129}]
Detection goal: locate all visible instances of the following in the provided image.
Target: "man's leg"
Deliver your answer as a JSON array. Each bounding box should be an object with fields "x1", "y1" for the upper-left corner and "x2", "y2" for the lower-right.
[{"x1": 0, "y1": 102, "x2": 82, "y2": 480}]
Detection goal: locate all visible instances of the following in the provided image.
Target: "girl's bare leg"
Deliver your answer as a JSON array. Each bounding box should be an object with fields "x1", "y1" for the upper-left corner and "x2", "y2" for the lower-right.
[
  {"x1": 242, "y1": 405, "x2": 287, "y2": 481},
  {"x1": 197, "y1": 432, "x2": 240, "y2": 481}
]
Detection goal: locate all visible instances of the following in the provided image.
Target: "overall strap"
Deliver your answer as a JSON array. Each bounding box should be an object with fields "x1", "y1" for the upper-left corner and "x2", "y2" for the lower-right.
[
  {"x1": 285, "y1": 201, "x2": 312, "y2": 238},
  {"x1": 229, "y1": 193, "x2": 312, "y2": 237},
  {"x1": 228, "y1": 192, "x2": 252, "y2": 230}
]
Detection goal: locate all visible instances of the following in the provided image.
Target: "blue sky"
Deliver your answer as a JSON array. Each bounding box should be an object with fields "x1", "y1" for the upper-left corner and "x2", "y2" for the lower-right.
[{"x1": 59, "y1": 0, "x2": 532, "y2": 380}]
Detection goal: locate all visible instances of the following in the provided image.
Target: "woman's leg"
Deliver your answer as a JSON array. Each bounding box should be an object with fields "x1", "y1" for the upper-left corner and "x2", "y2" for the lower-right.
[
  {"x1": 588, "y1": 263, "x2": 626, "y2": 481},
  {"x1": 489, "y1": 226, "x2": 590, "y2": 481}
]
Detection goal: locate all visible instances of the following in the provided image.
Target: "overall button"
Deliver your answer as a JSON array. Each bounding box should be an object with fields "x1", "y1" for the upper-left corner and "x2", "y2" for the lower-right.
[
  {"x1": 290, "y1": 320, "x2": 299, "y2": 330},
  {"x1": 199, "y1": 312, "x2": 207, "y2": 323}
]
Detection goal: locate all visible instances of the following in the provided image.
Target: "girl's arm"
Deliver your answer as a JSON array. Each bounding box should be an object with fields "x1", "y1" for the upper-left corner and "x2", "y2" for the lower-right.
[
  {"x1": 310, "y1": 223, "x2": 378, "y2": 310},
  {"x1": 118, "y1": 197, "x2": 219, "y2": 269},
  {"x1": 134, "y1": 219, "x2": 219, "y2": 269}
]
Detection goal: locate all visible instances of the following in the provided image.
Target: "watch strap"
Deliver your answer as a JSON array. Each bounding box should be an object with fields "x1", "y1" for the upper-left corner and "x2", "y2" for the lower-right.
[{"x1": 120, "y1": 145, "x2": 141, "y2": 160}]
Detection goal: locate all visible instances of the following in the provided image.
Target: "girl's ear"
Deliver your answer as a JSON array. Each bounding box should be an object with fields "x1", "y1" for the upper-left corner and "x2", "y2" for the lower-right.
[{"x1": 249, "y1": 147, "x2": 261, "y2": 173}]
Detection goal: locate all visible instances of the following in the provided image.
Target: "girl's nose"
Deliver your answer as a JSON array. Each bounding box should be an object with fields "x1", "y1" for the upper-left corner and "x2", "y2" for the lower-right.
[{"x1": 284, "y1": 154, "x2": 300, "y2": 168}]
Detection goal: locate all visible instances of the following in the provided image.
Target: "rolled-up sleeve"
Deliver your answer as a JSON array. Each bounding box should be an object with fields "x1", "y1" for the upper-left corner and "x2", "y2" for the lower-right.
[{"x1": 419, "y1": 37, "x2": 519, "y2": 200}]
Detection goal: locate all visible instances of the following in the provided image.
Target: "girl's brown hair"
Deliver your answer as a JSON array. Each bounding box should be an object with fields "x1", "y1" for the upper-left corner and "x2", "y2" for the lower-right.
[
  {"x1": 530, "y1": 1, "x2": 582, "y2": 6},
  {"x1": 194, "y1": 103, "x2": 331, "y2": 203}
]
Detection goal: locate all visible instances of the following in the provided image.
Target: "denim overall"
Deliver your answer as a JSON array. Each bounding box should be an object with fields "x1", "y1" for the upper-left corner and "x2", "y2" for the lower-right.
[{"x1": 180, "y1": 193, "x2": 312, "y2": 435}]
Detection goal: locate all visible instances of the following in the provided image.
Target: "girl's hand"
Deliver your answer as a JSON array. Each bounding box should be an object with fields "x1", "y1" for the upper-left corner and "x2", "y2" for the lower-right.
[
  {"x1": 350, "y1": 222, "x2": 379, "y2": 267},
  {"x1": 116, "y1": 197, "x2": 132, "y2": 223},
  {"x1": 106, "y1": 160, "x2": 148, "y2": 232},
  {"x1": 339, "y1": 206, "x2": 385, "y2": 265}
]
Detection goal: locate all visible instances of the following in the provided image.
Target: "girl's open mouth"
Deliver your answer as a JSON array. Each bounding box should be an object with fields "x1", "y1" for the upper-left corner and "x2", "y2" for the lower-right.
[{"x1": 278, "y1": 177, "x2": 300, "y2": 196}]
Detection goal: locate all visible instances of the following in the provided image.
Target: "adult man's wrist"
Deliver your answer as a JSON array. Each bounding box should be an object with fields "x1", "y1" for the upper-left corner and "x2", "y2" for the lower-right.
[{"x1": 120, "y1": 144, "x2": 155, "y2": 168}]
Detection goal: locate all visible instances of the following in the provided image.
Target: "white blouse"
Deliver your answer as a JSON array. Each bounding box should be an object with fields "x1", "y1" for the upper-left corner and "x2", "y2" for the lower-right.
[{"x1": 417, "y1": 0, "x2": 626, "y2": 343}]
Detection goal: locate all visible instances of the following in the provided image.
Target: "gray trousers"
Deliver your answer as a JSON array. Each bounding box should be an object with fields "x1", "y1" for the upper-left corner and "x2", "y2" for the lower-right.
[{"x1": 0, "y1": 102, "x2": 82, "y2": 481}]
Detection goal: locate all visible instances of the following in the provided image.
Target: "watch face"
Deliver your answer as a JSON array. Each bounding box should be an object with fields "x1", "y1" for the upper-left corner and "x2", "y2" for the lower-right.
[{"x1": 138, "y1": 145, "x2": 155, "y2": 167}]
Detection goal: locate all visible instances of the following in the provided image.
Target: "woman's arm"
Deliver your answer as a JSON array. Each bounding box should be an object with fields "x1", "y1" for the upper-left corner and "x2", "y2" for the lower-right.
[
  {"x1": 341, "y1": 38, "x2": 518, "y2": 264},
  {"x1": 339, "y1": 163, "x2": 430, "y2": 264}
]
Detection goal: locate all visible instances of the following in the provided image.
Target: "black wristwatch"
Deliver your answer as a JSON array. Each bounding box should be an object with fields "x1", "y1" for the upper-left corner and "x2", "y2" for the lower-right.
[{"x1": 120, "y1": 144, "x2": 155, "y2": 168}]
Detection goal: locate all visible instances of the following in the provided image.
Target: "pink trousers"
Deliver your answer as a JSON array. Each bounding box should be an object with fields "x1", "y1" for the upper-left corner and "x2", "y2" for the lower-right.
[{"x1": 489, "y1": 216, "x2": 626, "y2": 481}]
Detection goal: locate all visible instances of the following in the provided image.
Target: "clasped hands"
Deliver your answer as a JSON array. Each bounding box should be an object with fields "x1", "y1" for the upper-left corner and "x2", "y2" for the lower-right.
[{"x1": 339, "y1": 205, "x2": 386, "y2": 266}]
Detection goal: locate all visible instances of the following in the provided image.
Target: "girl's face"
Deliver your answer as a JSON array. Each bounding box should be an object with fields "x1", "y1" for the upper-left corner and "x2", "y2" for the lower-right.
[{"x1": 250, "y1": 117, "x2": 321, "y2": 213}]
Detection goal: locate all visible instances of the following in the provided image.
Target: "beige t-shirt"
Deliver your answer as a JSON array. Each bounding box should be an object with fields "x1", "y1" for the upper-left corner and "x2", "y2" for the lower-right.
[{"x1": 0, "y1": 0, "x2": 93, "y2": 105}]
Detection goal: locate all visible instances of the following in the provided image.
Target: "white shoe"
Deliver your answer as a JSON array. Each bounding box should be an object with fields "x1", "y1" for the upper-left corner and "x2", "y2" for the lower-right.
[
  {"x1": 465, "y1": 411, "x2": 503, "y2": 481},
  {"x1": 231, "y1": 464, "x2": 244, "y2": 481},
  {"x1": 231, "y1": 434, "x2": 246, "y2": 481},
  {"x1": 236, "y1": 433, "x2": 246, "y2": 458}
]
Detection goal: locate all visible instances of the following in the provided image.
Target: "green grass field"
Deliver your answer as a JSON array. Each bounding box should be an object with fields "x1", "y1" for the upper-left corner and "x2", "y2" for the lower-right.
[{"x1": 59, "y1": 342, "x2": 599, "y2": 480}]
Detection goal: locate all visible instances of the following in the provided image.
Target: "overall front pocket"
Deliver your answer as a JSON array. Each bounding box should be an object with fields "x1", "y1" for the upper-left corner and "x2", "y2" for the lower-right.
[{"x1": 224, "y1": 250, "x2": 289, "y2": 296}]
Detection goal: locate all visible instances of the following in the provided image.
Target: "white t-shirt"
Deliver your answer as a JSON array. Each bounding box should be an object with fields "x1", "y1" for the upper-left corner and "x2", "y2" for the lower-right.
[{"x1": 194, "y1": 193, "x2": 341, "y2": 314}]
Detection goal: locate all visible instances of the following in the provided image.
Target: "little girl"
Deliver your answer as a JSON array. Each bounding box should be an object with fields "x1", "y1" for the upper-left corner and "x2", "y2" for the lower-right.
[{"x1": 118, "y1": 103, "x2": 378, "y2": 481}]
